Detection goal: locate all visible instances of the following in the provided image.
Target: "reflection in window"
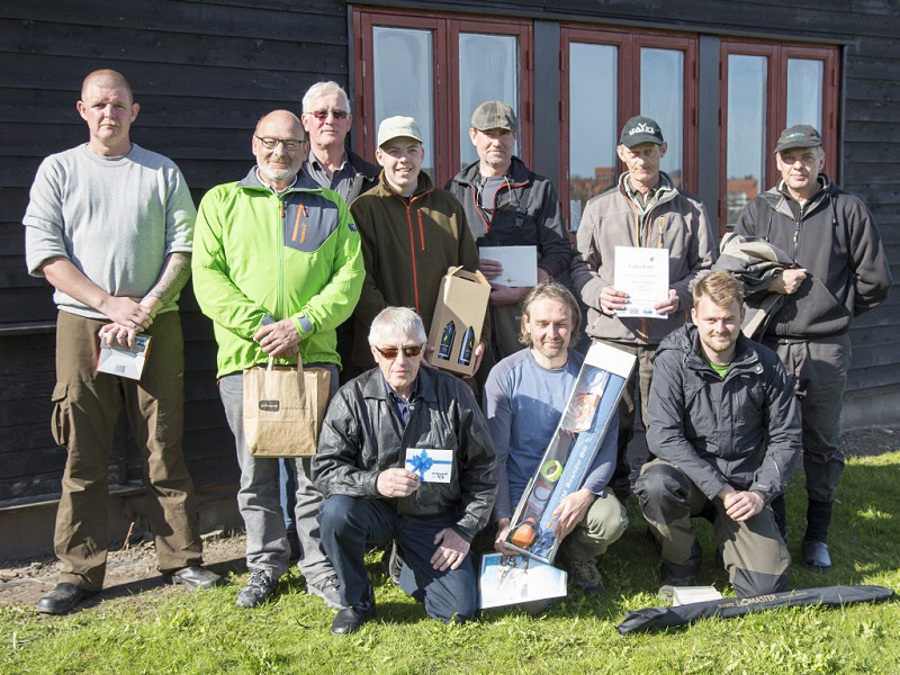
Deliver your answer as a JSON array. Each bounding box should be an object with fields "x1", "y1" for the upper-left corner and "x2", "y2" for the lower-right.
[
  {"x1": 374, "y1": 27, "x2": 435, "y2": 177},
  {"x1": 727, "y1": 55, "x2": 768, "y2": 227},
  {"x1": 641, "y1": 48, "x2": 684, "y2": 186},
  {"x1": 787, "y1": 59, "x2": 824, "y2": 130},
  {"x1": 569, "y1": 43, "x2": 617, "y2": 231},
  {"x1": 459, "y1": 33, "x2": 519, "y2": 169}
]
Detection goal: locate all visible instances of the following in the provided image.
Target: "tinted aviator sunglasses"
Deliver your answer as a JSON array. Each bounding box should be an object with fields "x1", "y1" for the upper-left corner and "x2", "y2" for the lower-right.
[
  {"x1": 311, "y1": 109, "x2": 349, "y2": 121},
  {"x1": 374, "y1": 344, "x2": 424, "y2": 360}
]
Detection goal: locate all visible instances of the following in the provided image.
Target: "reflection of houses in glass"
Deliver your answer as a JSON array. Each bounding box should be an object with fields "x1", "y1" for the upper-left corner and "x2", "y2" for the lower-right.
[{"x1": 726, "y1": 177, "x2": 759, "y2": 226}]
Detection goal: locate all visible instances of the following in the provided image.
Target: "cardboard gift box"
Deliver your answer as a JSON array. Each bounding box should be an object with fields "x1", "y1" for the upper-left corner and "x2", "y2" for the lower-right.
[
  {"x1": 505, "y1": 340, "x2": 636, "y2": 564},
  {"x1": 426, "y1": 266, "x2": 491, "y2": 377}
]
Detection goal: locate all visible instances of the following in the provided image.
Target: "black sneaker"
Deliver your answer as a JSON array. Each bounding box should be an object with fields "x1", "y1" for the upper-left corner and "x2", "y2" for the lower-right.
[{"x1": 235, "y1": 570, "x2": 277, "y2": 608}]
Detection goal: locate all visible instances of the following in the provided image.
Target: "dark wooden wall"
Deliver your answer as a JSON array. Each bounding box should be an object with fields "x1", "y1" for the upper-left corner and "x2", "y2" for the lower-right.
[
  {"x1": 1, "y1": 0, "x2": 898, "y2": 507},
  {"x1": 0, "y1": 0, "x2": 349, "y2": 505}
]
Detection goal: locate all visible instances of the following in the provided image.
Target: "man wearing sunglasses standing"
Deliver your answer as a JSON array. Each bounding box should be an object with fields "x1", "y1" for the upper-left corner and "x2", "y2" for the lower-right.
[
  {"x1": 300, "y1": 81, "x2": 379, "y2": 208},
  {"x1": 192, "y1": 110, "x2": 364, "y2": 608},
  {"x1": 313, "y1": 307, "x2": 497, "y2": 635}
]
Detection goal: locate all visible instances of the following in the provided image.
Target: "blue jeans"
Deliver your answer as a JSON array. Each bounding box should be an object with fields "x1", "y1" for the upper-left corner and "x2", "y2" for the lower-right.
[{"x1": 319, "y1": 495, "x2": 477, "y2": 623}]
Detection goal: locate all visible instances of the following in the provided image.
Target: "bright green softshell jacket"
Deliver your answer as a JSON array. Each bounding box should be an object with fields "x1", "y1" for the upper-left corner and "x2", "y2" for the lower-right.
[{"x1": 192, "y1": 169, "x2": 364, "y2": 378}]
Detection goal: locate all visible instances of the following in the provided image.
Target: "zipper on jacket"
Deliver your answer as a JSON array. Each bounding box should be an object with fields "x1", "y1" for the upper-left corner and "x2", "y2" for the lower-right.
[
  {"x1": 278, "y1": 195, "x2": 287, "y2": 327},
  {"x1": 394, "y1": 194, "x2": 421, "y2": 313},
  {"x1": 417, "y1": 210, "x2": 425, "y2": 251}
]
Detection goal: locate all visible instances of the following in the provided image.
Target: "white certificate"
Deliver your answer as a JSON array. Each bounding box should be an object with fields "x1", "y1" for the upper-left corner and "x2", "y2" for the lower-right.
[
  {"x1": 613, "y1": 246, "x2": 669, "y2": 319},
  {"x1": 479, "y1": 245, "x2": 538, "y2": 287}
]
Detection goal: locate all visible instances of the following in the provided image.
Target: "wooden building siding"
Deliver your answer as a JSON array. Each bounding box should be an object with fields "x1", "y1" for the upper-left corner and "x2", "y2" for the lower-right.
[
  {"x1": 0, "y1": 0, "x2": 349, "y2": 505},
  {"x1": 0, "y1": 0, "x2": 897, "y2": 509}
]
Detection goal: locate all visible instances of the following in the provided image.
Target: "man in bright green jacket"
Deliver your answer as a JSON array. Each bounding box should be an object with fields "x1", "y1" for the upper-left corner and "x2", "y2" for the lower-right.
[{"x1": 192, "y1": 110, "x2": 363, "y2": 609}]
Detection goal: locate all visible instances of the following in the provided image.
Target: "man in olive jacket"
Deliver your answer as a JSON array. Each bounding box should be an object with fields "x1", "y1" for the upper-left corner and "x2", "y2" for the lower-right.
[
  {"x1": 313, "y1": 307, "x2": 497, "y2": 635},
  {"x1": 349, "y1": 116, "x2": 486, "y2": 371}
]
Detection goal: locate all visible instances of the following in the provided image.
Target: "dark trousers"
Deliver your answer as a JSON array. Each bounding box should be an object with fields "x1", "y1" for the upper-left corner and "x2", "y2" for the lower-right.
[
  {"x1": 635, "y1": 460, "x2": 790, "y2": 597},
  {"x1": 319, "y1": 495, "x2": 477, "y2": 623}
]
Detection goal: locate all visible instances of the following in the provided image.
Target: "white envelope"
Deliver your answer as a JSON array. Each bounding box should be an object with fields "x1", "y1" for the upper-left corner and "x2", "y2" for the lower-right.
[
  {"x1": 479, "y1": 245, "x2": 538, "y2": 287},
  {"x1": 96, "y1": 334, "x2": 152, "y2": 381},
  {"x1": 405, "y1": 448, "x2": 454, "y2": 483}
]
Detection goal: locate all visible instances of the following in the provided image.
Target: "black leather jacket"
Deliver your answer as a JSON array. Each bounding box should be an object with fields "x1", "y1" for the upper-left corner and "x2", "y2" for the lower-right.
[{"x1": 312, "y1": 366, "x2": 497, "y2": 541}]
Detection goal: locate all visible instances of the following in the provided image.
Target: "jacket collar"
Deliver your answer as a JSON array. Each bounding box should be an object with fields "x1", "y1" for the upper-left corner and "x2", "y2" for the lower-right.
[
  {"x1": 237, "y1": 166, "x2": 322, "y2": 194},
  {"x1": 360, "y1": 364, "x2": 440, "y2": 404},
  {"x1": 664, "y1": 324, "x2": 761, "y2": 376},
  {"x1": 764, "y1": 173, "x2": 833, "y2": 218},
  {"x1": 452, "y1": 155, "x2": 531, "y2": 188},
  {"x1": 377, "y1": 168, "x2": 435, "y2": 198}
]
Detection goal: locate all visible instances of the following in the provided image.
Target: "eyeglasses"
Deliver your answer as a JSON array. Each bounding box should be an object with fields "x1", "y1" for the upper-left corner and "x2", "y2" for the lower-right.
[
  {"x1": 374, "y1": 344, "x2": 424, "y2": 360},
  {"x1": 254, "y1": 136, "x2": 306, "y2": 151},
  {"x1": 310, "y1": 109, "x2": 349, "y2": 121}
]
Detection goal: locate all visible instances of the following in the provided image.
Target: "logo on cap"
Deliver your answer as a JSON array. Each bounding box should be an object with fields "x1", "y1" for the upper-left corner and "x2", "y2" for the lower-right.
[{"x1": 628, "y1": 122, "x2": 658, "y2": 136}]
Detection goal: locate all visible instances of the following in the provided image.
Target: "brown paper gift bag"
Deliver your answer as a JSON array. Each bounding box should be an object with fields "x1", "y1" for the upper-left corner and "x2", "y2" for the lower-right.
[{"x1": 243, "y1": 357, "x2": 331, "y2": 458}]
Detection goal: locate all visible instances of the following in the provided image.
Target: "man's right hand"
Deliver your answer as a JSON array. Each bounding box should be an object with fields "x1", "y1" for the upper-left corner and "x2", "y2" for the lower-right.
[
  {"x1": 479, "y1": 257, "x2": 503, "y2": 281},
  {"x1": 769, "y1": 268, "x2": 808, "y2": 295},
  {"x1": 599, "y1": 285, "x2": 629, "y2": 315},
  {"x1": 493, "y1": 518, "x2": 518, "y2": 556},
  {"x1": 98, "y1": 296, "x2": 152, "y2": 331},
  {"x1": 376, "y1": 468, "x2": 420, "y2": 498}
]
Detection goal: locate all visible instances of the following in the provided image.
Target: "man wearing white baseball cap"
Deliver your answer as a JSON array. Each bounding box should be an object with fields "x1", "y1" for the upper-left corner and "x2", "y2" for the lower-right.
[{"x1": 349, "y1": 116, "x2": 487, "y2": 372}]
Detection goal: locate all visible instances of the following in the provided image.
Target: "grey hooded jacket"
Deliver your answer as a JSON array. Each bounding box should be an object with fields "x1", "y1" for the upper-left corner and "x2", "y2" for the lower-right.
[{"x1": 646, "y1": 324, "x2": 801, "y2": 505}]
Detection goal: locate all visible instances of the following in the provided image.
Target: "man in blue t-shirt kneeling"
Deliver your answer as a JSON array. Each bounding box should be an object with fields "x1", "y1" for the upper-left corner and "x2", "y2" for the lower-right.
[{"x1": 483, "y1": 282, "x2": 627, "y2": 593}]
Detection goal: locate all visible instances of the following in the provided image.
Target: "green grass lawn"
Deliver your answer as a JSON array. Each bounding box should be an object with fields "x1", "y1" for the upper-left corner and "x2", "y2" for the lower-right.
[{"x1": 3, "y1": 452, "x2": 899, "y2": 675}]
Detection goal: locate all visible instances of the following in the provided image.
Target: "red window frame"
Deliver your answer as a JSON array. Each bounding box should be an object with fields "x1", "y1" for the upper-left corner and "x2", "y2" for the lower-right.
[
  {"x1": 718, "y1": 40, "x2": 839, "y2": 232},
  {"x1": 353, "y1": 8, "x2": 533, "y2": 188},
  {"x1": 559, "y1": 25, "x2": 699, "y2": 224}
]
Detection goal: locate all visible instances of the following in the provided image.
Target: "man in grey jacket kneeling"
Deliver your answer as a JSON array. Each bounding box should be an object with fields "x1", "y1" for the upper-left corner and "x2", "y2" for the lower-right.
[
  {"x1": 634, "y1": 271, "x2": 801, "y2": 597},
  {"x1": 313, "y1": 307, "x2": 497, "y2": 635}
]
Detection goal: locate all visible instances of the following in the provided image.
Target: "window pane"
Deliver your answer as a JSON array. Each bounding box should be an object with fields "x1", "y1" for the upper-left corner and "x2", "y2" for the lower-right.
[
  {"x1": 641, "y1": 48, "x2": 684, "y2": 186},
  {"x1": 726, "y1": 54, "x2": 768, "y2": 227},
  {"x1": 569, "y1": 42, "x2": 617, "y2": 232},
  {"x1": 787, "y1": 59, "x2": 824, "y2": 130},
  {"x1": 458, "y1": 33, "x2": 519, "y2": 169},
  {"x1": 373, "y1": 27, "x2": 435, "y2": 178}
]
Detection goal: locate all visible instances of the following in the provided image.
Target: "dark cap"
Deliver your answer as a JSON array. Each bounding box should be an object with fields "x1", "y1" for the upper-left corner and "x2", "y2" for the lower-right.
[
  {"x1": 471, "y1": 101, "x2": 517, "y2": 132},
  {"x1": 619, "y1": 116, "x2": 664, "y2": 147},
  {"x1": 773, "y1": 124, "x2": 822, "y2": 154}
]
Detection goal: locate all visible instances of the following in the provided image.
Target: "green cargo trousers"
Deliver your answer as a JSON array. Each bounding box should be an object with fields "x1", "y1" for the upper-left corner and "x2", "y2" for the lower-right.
[{"x1": 50, "y1": 310, "x2": 202, "y2": 590}]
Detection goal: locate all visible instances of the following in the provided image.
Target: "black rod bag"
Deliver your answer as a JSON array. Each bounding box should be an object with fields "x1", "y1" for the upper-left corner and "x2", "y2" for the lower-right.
[{"x1": 617, "y1": 585, "x2": 894, "y2": 634}]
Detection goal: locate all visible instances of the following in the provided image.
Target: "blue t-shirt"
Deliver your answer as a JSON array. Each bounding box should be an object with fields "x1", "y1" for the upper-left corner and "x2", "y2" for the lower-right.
[{"x1": 482, "y1": 348, "x2": 618, "y2": 521}]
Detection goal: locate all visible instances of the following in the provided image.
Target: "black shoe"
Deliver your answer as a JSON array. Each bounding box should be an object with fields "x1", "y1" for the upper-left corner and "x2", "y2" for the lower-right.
[
  {"x1": 803, "y1": 540, "x2": 832, "y2": 572},
  {"x1": 563, "y1": 557, "x2": 604, "y2": 595},
  {"x1": 331, "y1": 605, "x2": 375, "y2": 635},
  {"x1": 36, "y1": 583, "x2": 99, "y2": 615},
  {"x1": 169, "y1": 566, "x2": 224, "y2": 591},
  {"x1": 660, "y1": 558, "x2": 699, "y2": 588},
  {"x1": 235, "y1": 570, "x2": 278, "y2": 608}
]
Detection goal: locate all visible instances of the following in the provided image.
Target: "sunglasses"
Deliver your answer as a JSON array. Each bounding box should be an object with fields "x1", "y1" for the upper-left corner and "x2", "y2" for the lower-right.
[
  {"x1": 374, "y1": 344, "x2": 424, "y2": 360},
  {"x1": 311, "y1": 109, "x2": 349, "y2": 121}
]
